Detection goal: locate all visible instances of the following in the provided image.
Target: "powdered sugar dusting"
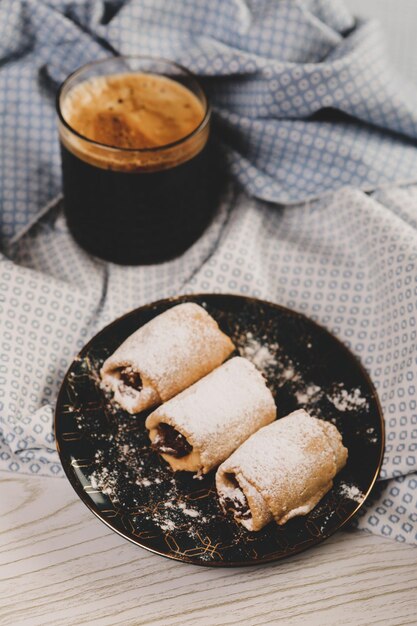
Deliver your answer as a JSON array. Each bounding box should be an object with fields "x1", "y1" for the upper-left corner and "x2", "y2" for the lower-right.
[
  {"x1": 236, "y1": 331, "x2": 372, "y2": 430},
  {"x1": 295, "y1": 384, "x2": 323, "y2": 405},
  {"x1": 160, "y1": 519, "x2": 176, "y2": 532},
  {"x1": 240, "y1": 332, "x2": 278, "y2": 372},
  {"x1": 178, "y1": 502, "x2": 200, "y2": 517},
  {"x1": 339, "y1": 482, "x2": 364, "y2": 503},
  {"x1": 240, "y1": 333, "x2": 326, "y2": 418},
  {"x1": 237, "y1": 331, "x2": 325, "y2": 417},
  {"x1": 147, "y1": 357, "x2": 276, "y2": 473},
  {"x1": 217, "y1": 410, "x2": 347, "y2": 526},
  {"x1": 101, "y1": 302, "x2": 235, "y2": 409},
  {"x1": 86, "y1": 425, "x2": 219, "y2": 536},
  {"x1": 327, "y1": 384, "x2": 368, "y2": 412}
]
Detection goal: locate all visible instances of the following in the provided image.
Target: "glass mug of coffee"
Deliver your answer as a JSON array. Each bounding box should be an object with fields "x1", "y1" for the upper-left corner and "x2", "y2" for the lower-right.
[{"x1": 56, "y1": 57, "x2": 218, "y2": 265}]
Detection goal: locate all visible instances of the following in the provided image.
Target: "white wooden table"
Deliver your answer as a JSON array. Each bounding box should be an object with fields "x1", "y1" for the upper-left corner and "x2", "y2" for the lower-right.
[{"x1": 1, "y1": 472, "x2": 416, "y2": 626}]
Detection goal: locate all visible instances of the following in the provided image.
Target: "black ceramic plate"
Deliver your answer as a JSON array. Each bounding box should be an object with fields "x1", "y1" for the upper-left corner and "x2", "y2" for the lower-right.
[{"x1": 55, "y1": 294, "x2": 384, "y2": 567}]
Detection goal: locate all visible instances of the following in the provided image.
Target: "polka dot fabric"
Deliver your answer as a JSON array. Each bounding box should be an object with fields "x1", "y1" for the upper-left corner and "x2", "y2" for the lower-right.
[
  {"x1": 100, "y1": 0, "x2": 417, "y2": 205},
  {"x1": 0, "y1": 0, "x2": 106, "y2": 246},
  {"x1": 1, "y1": 0, "x2": 417, "y2": 545}
]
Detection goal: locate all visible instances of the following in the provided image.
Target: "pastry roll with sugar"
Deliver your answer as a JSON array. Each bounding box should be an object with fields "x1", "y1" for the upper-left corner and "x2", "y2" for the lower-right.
[
  {"x1": 146, "y1": 357, "x2": 276, "y2": 474},
  {"x1": 216, "y1": 409, "x2": 348, "y2": 531},
  {"x1": 100, "y1": 302, "x2": 235, "y2": 414}
]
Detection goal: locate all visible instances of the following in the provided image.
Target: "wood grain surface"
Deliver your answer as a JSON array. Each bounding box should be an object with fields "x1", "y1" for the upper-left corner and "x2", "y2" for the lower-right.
[{"x1": 1, "y1": 473, "x2": 417, "y2": 626}]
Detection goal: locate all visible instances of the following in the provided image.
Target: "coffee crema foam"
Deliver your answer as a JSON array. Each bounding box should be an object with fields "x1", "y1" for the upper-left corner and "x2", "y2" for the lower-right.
[{"x1": 59, "y1": 73, "x2": 208, "y2": 172}]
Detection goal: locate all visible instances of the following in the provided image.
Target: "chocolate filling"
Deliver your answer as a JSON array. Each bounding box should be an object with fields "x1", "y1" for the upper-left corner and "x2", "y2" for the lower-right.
[
  {"x1": 221, "y1": 474, "x2": 251, "y2": 520},
  {"x1": 222, "y1": 495, "x2": 251, "y2": 520},
  {"x1": 152, "y1": 423, "x2": 192, "y2": 458},
  {"x1": 118, "y1": 367, "x2": 143, "y2": 391}
]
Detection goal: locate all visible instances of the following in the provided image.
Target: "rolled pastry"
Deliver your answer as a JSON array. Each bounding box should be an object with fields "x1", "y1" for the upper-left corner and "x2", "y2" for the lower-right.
[
  {"x1": 101, "y1": 302, "x2": 235, "y2": 414},
  {"x1": 146, "y1": 356, "x2": 276, "y2": 474},
  {"x1": 216, "y1": 409, "x2": 348, "y2": 531}
]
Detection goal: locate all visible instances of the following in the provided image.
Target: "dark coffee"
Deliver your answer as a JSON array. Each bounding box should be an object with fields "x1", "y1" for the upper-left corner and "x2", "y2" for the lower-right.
[
  {"x1": 58, "y1": 69, "x2": 219, "y2": 265},
  {"x1": 60, "y1": 138, "x2": 219, "y2": 264}
]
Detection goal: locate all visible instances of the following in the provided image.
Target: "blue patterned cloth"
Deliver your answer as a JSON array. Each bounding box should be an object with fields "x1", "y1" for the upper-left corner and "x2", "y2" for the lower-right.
[{"x1": 1, "y1": 0, "x2": 417, "y2": 545}]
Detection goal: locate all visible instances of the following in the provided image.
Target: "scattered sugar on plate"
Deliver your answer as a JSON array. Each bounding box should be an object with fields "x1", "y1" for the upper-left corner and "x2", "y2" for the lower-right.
[
  {"x1": 136, "y1": 477, "x2": 152, "y2": 487},
  {"x1": 88, "y1": 436, "x2": 213, "y2": 535},
  {"x1": 295, "y1": 384, "x2": 323, "y2": 405},
  {"x1": 178, "y1": 502, "x2": 200, "y2": 518},
  {"x1": 365, "y1": 427, "x2": 378, "y2": 444},
  {"x1": 146, "y1": 497, "x2": 204, "y2": 532},
  {"x1": 240, "y1": 332, "x2": 278, "y2": 372},
  {"x1": 160, "y1": 520, "x2": 176, "y2": 532},
  {"x1": 238, "y1": 332, "x2": 373, "y2": 424},
  {"x1": 282, "y1": 367, "x2": 296, "y2": 380},
  {"x1": 327, "y1": 385, "x2": 368, "y2": 412},
  {"x1": 339, "y1": 482, "x2": 364, "y2": 503}
]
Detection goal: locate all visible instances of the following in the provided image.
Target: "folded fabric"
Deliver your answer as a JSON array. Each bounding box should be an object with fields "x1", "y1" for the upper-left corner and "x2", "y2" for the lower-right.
[{"x1": 2, "y1": 0, "x2": 417, "y2": 247}]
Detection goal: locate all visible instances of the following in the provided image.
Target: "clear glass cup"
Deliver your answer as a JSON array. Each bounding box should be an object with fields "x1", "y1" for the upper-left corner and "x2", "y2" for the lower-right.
[{"x1": 56, "y1": 56, "x2": 219, "y2": 265}]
